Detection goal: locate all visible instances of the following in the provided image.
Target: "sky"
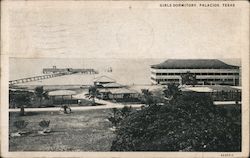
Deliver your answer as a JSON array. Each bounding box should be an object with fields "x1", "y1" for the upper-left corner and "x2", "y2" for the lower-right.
[{"x1": 3, "y1": 1, "x2": 245, "y2": 59}]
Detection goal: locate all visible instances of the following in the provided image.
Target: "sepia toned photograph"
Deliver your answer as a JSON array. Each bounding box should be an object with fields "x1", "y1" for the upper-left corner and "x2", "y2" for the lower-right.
[{"x1": 1, "y1": 0, "x2": 249, "y2": 158}]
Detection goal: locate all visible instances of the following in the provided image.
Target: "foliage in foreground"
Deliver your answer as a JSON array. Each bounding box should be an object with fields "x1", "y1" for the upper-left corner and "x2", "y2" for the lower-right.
[
  {"x1": 14, "y1": 120, "x2": 29, "y2": 131},
  {"x1": 11, "y1": 120, "x2": 29, "y2": 137},
  {"x1": 38, "y1": 120, "x2": 51, "y2": 134},
  {"x1": 34, "y1": 86, "x2": 49, "y2": 107},
  {"x1": 9, "y1": 90, "x2": 32, "y2": 108},
  {"x1": 88, "y1": 86, "x2": 99, "y2": 105},
  {"x1": 111, "y1": 93, "x2": 241, "y2": 151},
  {"x1": 108, "y1": 106, "x2": 133, "y2": 127},
  {"x1": 11, "y1": 119, "x2": 52, "y2": 137}
]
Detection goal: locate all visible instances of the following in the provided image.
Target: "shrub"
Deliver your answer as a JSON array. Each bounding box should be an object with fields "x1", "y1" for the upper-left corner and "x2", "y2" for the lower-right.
[
  {"x1": 39, "y1": 120, "x2": 50, "y2": 129},
  {"x1": 38, "y1": 120, "x2": 51, "y2": 134},
  {"x1": 11, "y1": 120, "x2": 30, "y2": 137},
  {"x1": 14, "y1": 120, "x2": 29, "y2": 130},
  {"x1": 108, "y1": 108, "x2": 122, "y2": 127},
  {"x1": 111, "y1": 93, "x2": 241, "y2": 151},
  {"x1": 108, "y1": 106, "x2": 133, "y2": 127},
  {"x1": 9, "y1": 90, "x2": 31, "y2": 115},
  {"x1": 13, "y1": 120, "x2": 29, "y2": 135},
  {"x1": 120, "y1": 106, "x2": 132, "y2": 117}
]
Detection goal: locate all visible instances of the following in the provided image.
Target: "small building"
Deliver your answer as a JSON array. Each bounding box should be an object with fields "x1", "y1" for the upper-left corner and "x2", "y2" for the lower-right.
[
  {"x1": 48, "y1": 90, "x2": 77, "y2": 105},
  {"x1": 93, "y1": 75, "x2": 116, "y2": 87},
  {"x1": 93, "y1": 75, "x2": 140, "y2": 102},
  {"x1": 151, "y1": 59, "x2": 240, "y2": 86},
  {"x1": 181, "y1": 85, "x2": 241, "y2": 102},
  {"x1": 98, "y1": 88, "x2": 139, "y2": 102},
  {"x1": 181, "y1": 85, "x2": 241, "y2": 122}
]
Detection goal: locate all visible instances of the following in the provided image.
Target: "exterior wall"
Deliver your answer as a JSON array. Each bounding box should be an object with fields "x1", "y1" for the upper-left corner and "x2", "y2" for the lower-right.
[
  {"x1": 151, "y1": 68, "x2": 240, "y2": 86},
  {"x1": 239, "y1": 67, "x2": 242, "y2": 86},
  {"x1": 108, "y1": 93, "x2": 139, "y2": 99}
]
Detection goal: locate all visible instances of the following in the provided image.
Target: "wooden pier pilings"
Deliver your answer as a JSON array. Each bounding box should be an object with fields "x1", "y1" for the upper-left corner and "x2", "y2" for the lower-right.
[
  {"x1": 9, "y1": 73, "x2": 64, "y2": 85},
  {"x1": 9, "y1": 67, "x2": 99, "y2": 85}
]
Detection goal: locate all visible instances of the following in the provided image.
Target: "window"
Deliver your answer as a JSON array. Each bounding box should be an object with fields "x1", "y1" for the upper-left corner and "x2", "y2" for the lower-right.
[{"x1": 225, "y1": 79, "x2": 233, "y2": 81}]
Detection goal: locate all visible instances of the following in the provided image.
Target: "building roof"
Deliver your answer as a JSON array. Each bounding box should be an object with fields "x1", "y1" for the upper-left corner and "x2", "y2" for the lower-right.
[
  {"x1": 98, "y1": 89, "x2": 111, "y2": 93},
  {"x1": 109, "y1": 88, "x2": 138, "y2": 94},
  {"x1": 182, "y1": 85, "x2": 241, "y2": 93},
  {"x1": 182, "y1": 87, "x2": 214, "y2": 93},
  {"x1": 207, "y1": 85, "x2": 241, "y2": 92},
  {"x1": 48, "y1": 90, "x2": 76, "y2": 96},
  {"x1": 129, "y1": 85, "x2": 164, "y2": 92},
  {"x1": 102, "y1": 82, "x2": 125, "y2": 88},
  {"x1": 151, "y1": 59, "x2": 239, "y2": 69},
  {"x1": 93, "y1": 75, "x2": 116, "y2": 83}
]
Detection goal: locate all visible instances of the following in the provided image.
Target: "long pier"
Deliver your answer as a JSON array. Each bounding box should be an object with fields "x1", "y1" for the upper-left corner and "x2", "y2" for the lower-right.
[
  {"x1": 9, "y1": 73, "x2": 66, "y2": 85},
  {"x1": 9, "y1": 67, "x2": 99, "y2": 85}
]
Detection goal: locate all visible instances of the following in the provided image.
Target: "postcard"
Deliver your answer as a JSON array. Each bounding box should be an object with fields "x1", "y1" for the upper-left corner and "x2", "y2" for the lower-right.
[{"x1": 1, "y1": 0, "x2": 249, "y2": 157}]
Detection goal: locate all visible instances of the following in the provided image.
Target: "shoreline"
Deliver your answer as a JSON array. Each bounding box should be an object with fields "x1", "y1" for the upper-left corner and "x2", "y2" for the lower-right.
[{"x1": 10, "y1": 83, "x2": 156, "y2": 91}]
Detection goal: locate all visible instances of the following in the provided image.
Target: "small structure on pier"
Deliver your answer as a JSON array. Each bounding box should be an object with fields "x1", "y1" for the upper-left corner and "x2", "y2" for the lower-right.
[{"x1": 43, "y1": 66, "x2": 98, "y2": 74}]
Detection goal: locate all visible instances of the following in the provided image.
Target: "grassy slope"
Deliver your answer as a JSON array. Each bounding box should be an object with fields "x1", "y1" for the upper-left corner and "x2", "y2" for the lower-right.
[{"x1": 9, "y1": 109, "x2": 114, "y2": 151}]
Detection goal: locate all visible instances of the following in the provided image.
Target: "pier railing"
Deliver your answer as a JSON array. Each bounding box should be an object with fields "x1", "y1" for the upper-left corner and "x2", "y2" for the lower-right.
[
  {"x1": 9, "y1": 68, "x2": 98, "y2": 85},
  {"x1": 9, "y1": 73, "x2": 65, "y2": 85}
]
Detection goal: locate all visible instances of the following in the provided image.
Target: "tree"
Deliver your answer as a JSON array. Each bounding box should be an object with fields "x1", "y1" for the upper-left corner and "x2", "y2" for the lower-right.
[
  {"x1": 181, "y1": 71, "x2": 197, "y2": 86},
  {"x1": 111, "y1": 92, "x2": 241, "y2": 152},
  {"x1": 9, "y1": 91, "x2": 31, "y2": 116},
  {"x1": 108, "y1": 108, "x2": 123, "y2": 127},
  {"x1": 108, "y1": 106, "x2": 133, "y2": 128},
  {"x1": 141, "y1": 89, "x2": 154, "y2": 106},
  {"x1": 163, "y1": 83, "x2": 181, "y2": 103},
  {"x1": 34, "y1": 86, "x2": 48, "y2": 107},
  {"x1": 88, "y1": 85, "x2": 99, "y2": 106}
]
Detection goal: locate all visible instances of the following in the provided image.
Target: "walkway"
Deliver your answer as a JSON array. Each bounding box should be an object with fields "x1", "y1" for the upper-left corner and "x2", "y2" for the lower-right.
[
  {"x1": 214, "y1": 101, "x2": 241, "y2": 106},
  {"x1": 9, "y1": 100, "x2": 143, "y2": 112}
]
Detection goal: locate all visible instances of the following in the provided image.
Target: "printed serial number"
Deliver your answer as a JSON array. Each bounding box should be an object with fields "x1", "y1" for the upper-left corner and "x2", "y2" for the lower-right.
[{"x1": 221, "y1": 154, "x2": 234, "y2": 157}]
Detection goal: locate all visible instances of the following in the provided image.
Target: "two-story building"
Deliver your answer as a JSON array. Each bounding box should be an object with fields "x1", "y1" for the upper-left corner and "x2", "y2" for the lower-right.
[{"x1": 151, "y1": 59, "x2": 240, "y2": 86}]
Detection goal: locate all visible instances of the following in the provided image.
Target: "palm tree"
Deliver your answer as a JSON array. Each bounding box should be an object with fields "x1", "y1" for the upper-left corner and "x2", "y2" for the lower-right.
[
  {"x1": 34, "y1": 86, "x2": 48, "y2": 107},
  {"x1": 88, "y1": 85, "x2": 99, "y2": 106},
  {"x1": 141, "y1": 89, "x2": 154, "y2": 106},
  {"x1": 163, "y1": 83, "x2": 181, "y2": 103},
  {"x1": 12, "y1": 92, "x2": 31, "y2": 116},
  {"x1": 181, "y1": 71, "x2": 197, "y2": 86}
]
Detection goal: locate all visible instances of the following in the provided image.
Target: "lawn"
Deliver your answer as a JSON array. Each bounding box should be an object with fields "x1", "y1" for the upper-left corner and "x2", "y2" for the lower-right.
[{"x1": 9, "y1": 109, "x2": 115, "y2": 151}]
